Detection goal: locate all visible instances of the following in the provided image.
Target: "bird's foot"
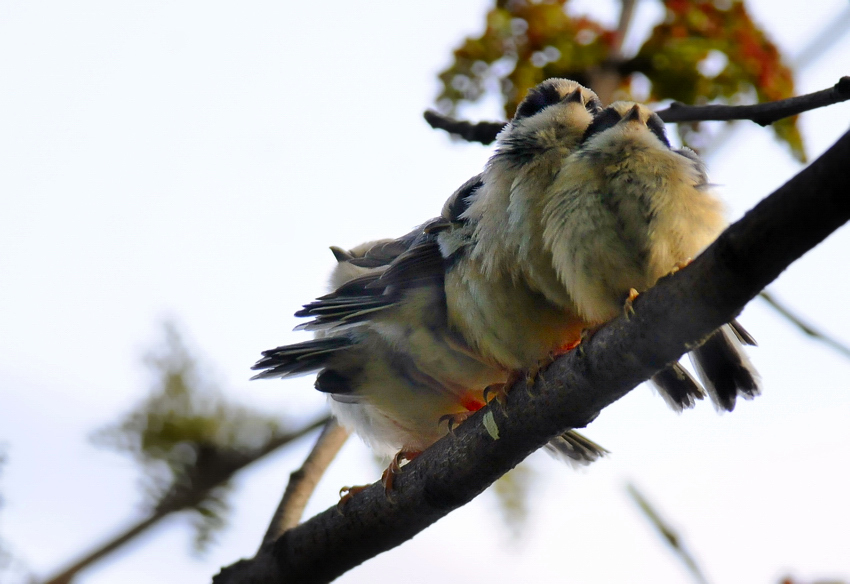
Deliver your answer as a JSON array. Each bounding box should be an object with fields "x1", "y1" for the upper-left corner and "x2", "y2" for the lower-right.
[
  {"x1": 624, "y1": 288, "x2": 640, "y2": 319},
  {"x1": 381, "y1": 450, "x2": 420, "y2": 495},
  {"x1": 338, "y1": 484, "x2": 370, "y2": 510},
  {"x1": 439, "y1": 411, "x2": 475, "y2": 433}
]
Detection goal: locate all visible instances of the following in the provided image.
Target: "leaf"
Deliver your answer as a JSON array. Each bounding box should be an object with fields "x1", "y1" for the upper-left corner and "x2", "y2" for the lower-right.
[
  {"x1": 92, "y1": 320, "x2": 291, "y2": 553},
  {"x1": 627, "y1": 0, "x2": 805, "y2": 161},
  {"x1": 436, "y1": 1, "x2": 613, "y2": 118}
]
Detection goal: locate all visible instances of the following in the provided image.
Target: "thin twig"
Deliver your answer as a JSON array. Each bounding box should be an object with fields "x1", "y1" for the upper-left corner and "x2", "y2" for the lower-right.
[
  {"x1": 423, "y1": 77, "x2": 850, "y2": 144},
  {"x1": 759, "y1": 291, "x2": 850, "y2": 359},
  {"x1": 657, "y1": 77, "x2": 850, "y2": 126},
  {"x1": 422, "y1": 110, "x2": 505, "y2": 145},
  {"x1": 41, "y1": 415, "x2": 330, "y2": 584},
  {"x1": 627, "y1": 484, "x2": 710, "y2": 584},
  {"x1": 261, "y1": 419, "x2": 349, "y2": 548}
]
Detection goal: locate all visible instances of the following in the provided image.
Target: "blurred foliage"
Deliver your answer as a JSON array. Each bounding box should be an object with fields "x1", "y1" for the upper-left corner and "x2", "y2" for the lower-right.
[
  {"x1": 92, "y1": 321, "x2": 289, "y2": 552},
  {"x1": 436, "y1": 0, "x2": 805, "y2": 161},
  {"x1": 491, "y1": 463, "x2": 534, "y2": 538}
]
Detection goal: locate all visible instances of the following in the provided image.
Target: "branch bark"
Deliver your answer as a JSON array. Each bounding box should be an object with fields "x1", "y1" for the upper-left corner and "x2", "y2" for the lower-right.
[
  {"x1": 261, "y1": 420, "x2": 349, "y2": 548},
  {"x1": 424, "y1": 77, "x2": 850, "y2": 144},
  {"x1": 213, "y1": 125, "x2": 850, "y2": 583}
]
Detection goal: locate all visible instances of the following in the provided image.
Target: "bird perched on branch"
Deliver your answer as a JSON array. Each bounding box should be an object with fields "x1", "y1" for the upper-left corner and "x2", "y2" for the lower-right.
[
  {"x1": 252, "y1": 81, "x2": 760, "y2": 489},
  {"x1": 253, "y1": 79, "x2": 609, "y2": 480},
  {"x1": 540, "y1": 101, "x2": 760, "y2": 411}
]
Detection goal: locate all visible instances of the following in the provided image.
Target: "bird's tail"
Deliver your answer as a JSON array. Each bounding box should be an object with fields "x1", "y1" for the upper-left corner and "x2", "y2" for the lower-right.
[
  {"x1": 649, "y1": 361, "x2": 706, "y2": 411},
  {"x1": 545, "y1": 430, "x2": 609, "y2": 467},
  {"x1": 689, "y1": 320, "x2": 760, "y2": 412}
]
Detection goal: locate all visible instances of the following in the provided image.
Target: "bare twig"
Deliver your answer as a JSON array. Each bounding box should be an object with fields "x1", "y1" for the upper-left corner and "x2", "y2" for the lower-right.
[
  {"x1": 42, "y1": 415, "x2": 330, "y2": 584},
  {"x1": 214, "y1": 126, "x2": 850, "y2": 584},
  {"x1": 423, "y1": 77, "x2": 850, "y2": 144},
  {"x1": 657, "y1": 77, "x2": 850, "y2": 126},
  {"x1": 627, "y1": 483, "x2": 710, "y2": 584},
  {"x1": 759, "y1": 290, "x2": 850, "y2": 359},
  {"x1": 261, "y1": 419, "x2": 349, "y2": 548},
  {"x1": 422, "y1": 110, "x2": 505, "y2": 145}
]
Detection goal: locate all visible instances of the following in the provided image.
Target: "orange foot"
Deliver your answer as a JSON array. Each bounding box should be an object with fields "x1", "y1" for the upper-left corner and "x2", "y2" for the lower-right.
[
  {"x1": 381, "y1": 450, "x2": 420, "y2": 495},
  {"x1": 338, "y1": 484, "x2": 370, "y2": 510},
  {"x1": 624, "y1": 287, "x2": 640, "y2": 319},
  {"x1": 439, "y1": 410, "x2": 475, "y2": 433},
  {"x1": 671, "y1": 258, "x2": 693, "y2": 274}
]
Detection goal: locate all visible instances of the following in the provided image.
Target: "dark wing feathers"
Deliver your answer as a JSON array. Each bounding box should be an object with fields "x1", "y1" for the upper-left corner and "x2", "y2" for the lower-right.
[
  {"x1": 251, "y1": 336, "x2": 354, "y2": 380},
  {"x1": 296, "y1": 225, "x2": 449, "y2": 331},
  {"x1": 367, "y1": 235, "x2": 445, "y2": 290},
  {"x1": 346, "y1": 234, "x2": 418, "y2": 268},
  {"x1": 441, "y1": 173, "x2": 483, "y2": 223}
]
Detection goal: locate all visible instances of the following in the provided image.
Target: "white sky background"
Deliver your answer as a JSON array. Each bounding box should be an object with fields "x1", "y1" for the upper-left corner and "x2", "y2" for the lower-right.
[{"x1": 1, "y1": 0, "x2": 849, "y2": 582}]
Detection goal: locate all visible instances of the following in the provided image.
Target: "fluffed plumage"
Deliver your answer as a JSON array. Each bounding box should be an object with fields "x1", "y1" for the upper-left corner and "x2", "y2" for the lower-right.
[{"x1": 253, "y1": 79, "x2": 609, "y2": 465}]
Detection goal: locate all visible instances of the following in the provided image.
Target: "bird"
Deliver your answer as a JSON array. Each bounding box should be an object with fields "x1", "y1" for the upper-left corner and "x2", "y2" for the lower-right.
[
  {"x1": 252, "y1": 79, "x2": 611, "y2": 483},
  {"x1": 540, "y1": 101, "x2": 760, "y2": 411},
  {"x1": 252, "y1": 82, "x2": 761, "y2": 493}
]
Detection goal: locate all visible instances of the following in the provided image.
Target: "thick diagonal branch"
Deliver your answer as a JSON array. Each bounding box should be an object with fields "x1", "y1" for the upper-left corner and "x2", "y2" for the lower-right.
[
  {"x1": 214, "y1": 126, "x2": 850, "y2": 584},
  {"x1": 424, "y1": 77, "x2": 850, "y2": 144}
]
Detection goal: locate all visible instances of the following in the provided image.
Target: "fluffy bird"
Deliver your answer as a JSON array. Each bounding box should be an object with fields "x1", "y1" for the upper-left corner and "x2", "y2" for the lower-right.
[
  {"x1": 253, "y1": 83, "x2": 761, "y2": 488},
  {"x1": 253, "y1": 79, "x2": 609, "y2": 470},
  {"x1": 540, "y1": 101, "x2": 760, "y2": 410}
]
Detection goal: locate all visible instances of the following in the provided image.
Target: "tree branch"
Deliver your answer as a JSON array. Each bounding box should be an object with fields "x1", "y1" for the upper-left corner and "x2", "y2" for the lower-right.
[
  {"x1": 627, "y1": 484, "x2": 710, "y2": 584},
  {"x1": 42, "y1": 415, "x2": 330, "y2": 584},
  {"x1": 260, "y1": 420, "x2": 349, "y2": 548},
  {"x1": 213, "y1": 125, "x2": 850, "y2": 583},
  {"x1": 658, "y1": 76, "x2": 850, "y2": 125},
  {"x1": 423, "y1": 77, "x2": 850, "y2": 144},
  {"x1": 422, "y1": 110, "x2": 505, "y2": 145}
]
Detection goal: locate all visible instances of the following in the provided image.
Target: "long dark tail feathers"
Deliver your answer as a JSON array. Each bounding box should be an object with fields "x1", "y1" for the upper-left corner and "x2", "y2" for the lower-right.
[
  {"x1": 250, "y1": 336, "x2": 354, "y2": 380},
  {"x1": 545, "y1": 430, "x2": 608, "y2": 467},
  {"x1": 728, "y1": 318, "x2": 757, "y2": 346},
  {"x1": 649, "y1": 362, "x2": 706, "y2": 411},
  {"x1": 689, "y1": 323, "x2": 761, "y2": 412}
]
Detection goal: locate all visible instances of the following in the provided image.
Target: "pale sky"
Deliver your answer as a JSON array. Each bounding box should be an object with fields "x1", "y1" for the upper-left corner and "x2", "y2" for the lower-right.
[{"x1": 1, "y1": 1, "x2": 850, "y2": 583}]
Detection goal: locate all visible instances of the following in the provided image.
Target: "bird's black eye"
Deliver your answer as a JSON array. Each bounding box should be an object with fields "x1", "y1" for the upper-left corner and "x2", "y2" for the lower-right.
[
  {"x1": 646, "y1": 113, "x2": 671, "y2": 148},
  {"x1": 513, "y1": 83, "x2": 564, "y2": 121},
  {"x1": 584, "y1": 96, "x2": 603, "y2": 114},
  {"x1": 580, "y1": 107, "x2": 622, "y2": 144}
]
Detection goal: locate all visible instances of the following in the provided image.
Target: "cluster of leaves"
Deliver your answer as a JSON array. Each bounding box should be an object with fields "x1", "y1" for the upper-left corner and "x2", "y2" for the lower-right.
[
  {"x1": 436, "y1": 0, "x2": 804, "y2": 160},
  {"x1": 92, "y1": 321, "x2": 289, "y2": 551}
]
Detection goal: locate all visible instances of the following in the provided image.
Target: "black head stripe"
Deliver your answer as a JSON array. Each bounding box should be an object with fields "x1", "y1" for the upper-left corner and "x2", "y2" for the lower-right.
[
  {"x1": 580, "y1": 107, "x2": 623, "y2": 144},
  {"x1": 513, "y1": 82, "x2": 565, "y2": 121},
  {"x1": 646, "y1": 113, "x2": 671, "y2": 148}
]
